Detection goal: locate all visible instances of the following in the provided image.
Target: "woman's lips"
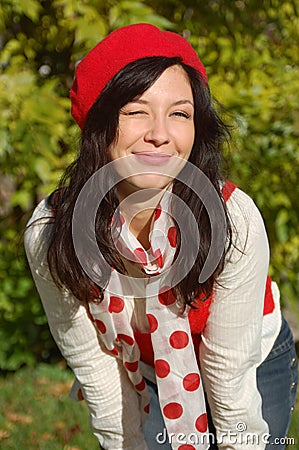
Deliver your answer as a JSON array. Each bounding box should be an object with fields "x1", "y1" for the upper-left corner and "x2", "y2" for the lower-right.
[{"x1": 132, "y1": 152, "x2": 172, "y2": 166}]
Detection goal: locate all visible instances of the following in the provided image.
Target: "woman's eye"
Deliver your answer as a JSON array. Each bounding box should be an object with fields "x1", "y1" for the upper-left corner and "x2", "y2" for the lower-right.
[
  {"x1": 127, "y1": 110, "x2": 146, "y2": 115},
  {"x1": 121, "y1": 109, "x2": 146, "y2": 116},
  {"x1": 172, "y1": 111, "x2": 191, "y2": 119}
]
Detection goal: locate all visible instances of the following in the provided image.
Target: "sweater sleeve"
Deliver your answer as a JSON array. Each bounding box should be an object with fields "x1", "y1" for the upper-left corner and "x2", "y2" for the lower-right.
[
  {"x1": 199, "y1": 189, "x2": 270, "y2": 449},
  {"x1": 24, "y1": 202, "x2": 148, "y2": 450}
]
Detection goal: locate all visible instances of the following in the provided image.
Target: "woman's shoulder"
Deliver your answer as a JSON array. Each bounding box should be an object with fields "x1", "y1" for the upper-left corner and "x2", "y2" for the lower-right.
[
  {"x1": 27, "y1": 197, "x2": 53, "y2": 223},
  {"x1": 24, "y1": 197, "x2": 54, "y2": 271},
  {"x1": 224, "y1": 182, "x2": 265, "y2": 230},
  {"x1": 222, "y1": 180, "x2": 255, "y2": 210},
  {"x1": 222, "y1": 182, "x2": 269, "y2": 262}
]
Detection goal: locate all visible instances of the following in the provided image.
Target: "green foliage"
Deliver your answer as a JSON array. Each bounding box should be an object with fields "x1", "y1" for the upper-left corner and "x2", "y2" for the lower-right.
[{"x1": 0, "y1": 0, "x2": 298, "y2": 370}]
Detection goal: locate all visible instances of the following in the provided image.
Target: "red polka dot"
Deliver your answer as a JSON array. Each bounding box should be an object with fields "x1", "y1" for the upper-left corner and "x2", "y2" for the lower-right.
[
  {"x1": 168, "y1": 226, "x2": 177, "y2": 247},
  {"x1": 124, "y1": 361, "x2": 138, "y2": 372},
  {"x1": 146, "y1": 314, "x2": 158, "y2": 333},
  {"x1": 170, "y1": 330, "x2": 189, "y2": 349},
  {"x1": 109, "y1": 346, "x2": 119, "y2": 356},
  {"x1": 117, "y1": 334, "x2": 134, "y2": 345},
  {"x1": 195, "y1": 413, "x2": 208, "y2": 432},
  {"x1": 134, "y1": 248, "x2": 148, "y2": 265},
  {"x1": 163, "y1": 402, "x2": 183, "y2": 419},
  {"x1": 154, "y1": 205, "x2": 162, "y2": 220},
  {"x1": 158, "y1": 287, "x2": 177, "y2": 306},
  {"x1": 108, "y1": 296, "x2": 124, "y2": 313},
  {"x1": 183, "y1": 373, "x2": 201, "y2": 392},
  {"x1": 178, "y1": 446, "x2": 196, "y2": 450},
  {"x1": 153, "y1": 248, "x2": 163, "y2": 268},
  {"x1": 95, "y1": 319, "x2": 106, "y2": 334},
  {"x1": 135, "y1": 379, "x2": 146, "y2": 391},
  {"x1": 144, "y1": 403, "x2": 150, "y2": 414},
  {"x1": 155, "y1": 359, "x2": 170, "y2": 378}
]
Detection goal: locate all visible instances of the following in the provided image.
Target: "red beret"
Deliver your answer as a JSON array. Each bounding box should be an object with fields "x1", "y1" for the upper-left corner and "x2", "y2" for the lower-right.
[{"x1": 70, "y1": 23, "x2": 207, "y2": 129}]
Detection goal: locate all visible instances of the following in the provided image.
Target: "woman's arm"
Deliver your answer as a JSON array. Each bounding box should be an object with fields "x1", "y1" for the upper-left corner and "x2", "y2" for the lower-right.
[
  {"x1": 24, "y1": 206, "x2": 148, "y2": 450},
  {"x1": 199, "y1": 189, "x2": 270, "y2": 449}
]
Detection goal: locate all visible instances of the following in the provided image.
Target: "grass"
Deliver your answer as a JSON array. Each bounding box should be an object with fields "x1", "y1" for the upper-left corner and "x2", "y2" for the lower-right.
[
  {"x1": 290, "y1": 409, "x2": 299, "y2": 449},
  {"x1": 0, "y1": 363, "x2": 298, "y2": 449},
  {"x1": 0, "y1": 363, "x2": 98, "y2": 449}
]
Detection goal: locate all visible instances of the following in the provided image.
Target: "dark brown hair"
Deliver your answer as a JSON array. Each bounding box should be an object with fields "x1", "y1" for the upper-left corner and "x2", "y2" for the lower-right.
[{"x1": 47, "y1": 56, "x2": 232, "y2": 306}]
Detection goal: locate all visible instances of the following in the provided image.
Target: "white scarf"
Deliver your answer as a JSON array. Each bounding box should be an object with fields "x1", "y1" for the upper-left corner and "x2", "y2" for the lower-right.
[{"x1": 88, "y1": 189, "x2": 209, "y2": 450}]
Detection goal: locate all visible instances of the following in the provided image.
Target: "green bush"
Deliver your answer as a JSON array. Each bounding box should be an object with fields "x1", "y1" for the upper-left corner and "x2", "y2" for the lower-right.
[{"x1": 0, "y1": 0, "x2": 298, "y2": 370}]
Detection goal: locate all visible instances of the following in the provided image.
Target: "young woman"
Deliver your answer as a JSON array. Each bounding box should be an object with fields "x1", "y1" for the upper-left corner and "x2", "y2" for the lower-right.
[{"x1": 25, "y1": 23, "x2": 297, "y2": 450}]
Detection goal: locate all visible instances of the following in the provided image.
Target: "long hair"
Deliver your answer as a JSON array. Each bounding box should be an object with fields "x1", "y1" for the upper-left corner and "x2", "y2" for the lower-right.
[{"x1": 47, "y1": 56, "x2": 232, "y2": 306}]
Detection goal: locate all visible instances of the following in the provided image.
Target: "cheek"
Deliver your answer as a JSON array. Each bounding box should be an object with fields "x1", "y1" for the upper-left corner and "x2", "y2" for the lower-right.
[
  {"x1": 118, "y1": 120, "x2": 141, "y2": 140},
  {"x1": 112, "y1": 127, "x2": 138, "y2": 152},
  {"x1": 109, "y1": 141, "x2": 118, "y2": 161},
  {"x1": 179, "y1": 126, "x2": 195, "y2": 154},
  {"x1": 109, "y1": 133, "x2": 128, "y2": 160}
]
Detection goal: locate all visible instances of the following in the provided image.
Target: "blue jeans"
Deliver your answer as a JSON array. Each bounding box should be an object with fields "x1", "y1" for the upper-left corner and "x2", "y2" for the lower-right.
[
  {"x1": 143, "y1": 316, "x2": 298, "y2": 449},
  {"x1": 257, "y1": 316, "x2": 298, "y2": 449}
]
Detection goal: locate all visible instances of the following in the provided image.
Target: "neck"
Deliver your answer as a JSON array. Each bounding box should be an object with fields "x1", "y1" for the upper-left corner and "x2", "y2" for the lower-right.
[{"x1": 117, "y1": 186, "x2": 167, "y2": 249}]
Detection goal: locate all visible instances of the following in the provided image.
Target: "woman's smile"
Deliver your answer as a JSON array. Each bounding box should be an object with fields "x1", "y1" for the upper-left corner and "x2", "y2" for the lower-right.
[{"x1": 132, "y1": 151, "x2": 173, "y2": 166}]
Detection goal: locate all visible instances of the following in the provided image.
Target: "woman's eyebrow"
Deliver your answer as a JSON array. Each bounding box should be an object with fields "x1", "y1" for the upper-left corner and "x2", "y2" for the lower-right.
[{"x1": 172, "y1": 99, "x2": 194, "y2": 107}]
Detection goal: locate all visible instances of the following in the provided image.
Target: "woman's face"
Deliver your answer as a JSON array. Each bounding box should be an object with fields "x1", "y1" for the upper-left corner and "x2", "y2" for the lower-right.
[{"x1": 109, "y1": 65, "x2": 195, "y2": 196}]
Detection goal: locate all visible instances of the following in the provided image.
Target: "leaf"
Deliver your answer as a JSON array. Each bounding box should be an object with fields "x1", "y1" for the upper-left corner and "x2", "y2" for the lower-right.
[
  {"x1": 109, "y1": 0, "x2": 173, "y2": 29},
  {"x1": 34, "y1": 157, "x2": 51, "y2": 183},
  {"x1": 275, "y1": 209, "x2": 289, "y2": 244},
  {"x1": 13, "y1": 0, "x2": 42, "y2": 22},
  {"x1": 5, "y1": 411, "x2": 33, "y2": 424},
  {"x1": 0, "y1": 430, "x2": 10, "y2": 440},
  {"x1": 10, "y1": 190, "x2": 32, "y2": 210}
]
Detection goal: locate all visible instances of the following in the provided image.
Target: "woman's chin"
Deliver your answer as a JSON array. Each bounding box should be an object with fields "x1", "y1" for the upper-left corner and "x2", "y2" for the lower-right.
[
  {"x1": 127, "y1": 173, "x2": 173, "y2": 189},
  {"x1": 119, "y1": 174, "x2": 173, "y2": 195}
]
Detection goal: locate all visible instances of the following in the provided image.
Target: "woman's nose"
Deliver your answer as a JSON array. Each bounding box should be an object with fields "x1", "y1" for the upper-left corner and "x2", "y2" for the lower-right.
[{"x1": 144, "y1": 117, "x2": 170, "y2": 147}]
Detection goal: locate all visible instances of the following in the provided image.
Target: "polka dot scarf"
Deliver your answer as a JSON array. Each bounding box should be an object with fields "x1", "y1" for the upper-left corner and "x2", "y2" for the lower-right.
[{"x1": 89, "y1": 190, "x2": 209, "y2": 450}]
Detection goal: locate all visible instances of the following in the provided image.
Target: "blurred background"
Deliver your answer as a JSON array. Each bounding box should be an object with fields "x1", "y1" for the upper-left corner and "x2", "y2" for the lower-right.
[{"x1": 0, "y1": 0, "x2": 298, "y2": 448}]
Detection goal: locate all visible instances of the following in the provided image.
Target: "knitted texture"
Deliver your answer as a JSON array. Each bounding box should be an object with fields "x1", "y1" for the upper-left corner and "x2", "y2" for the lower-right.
[{"x1": 70, "y1": 23, "x2": 207, "y2": 128}]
